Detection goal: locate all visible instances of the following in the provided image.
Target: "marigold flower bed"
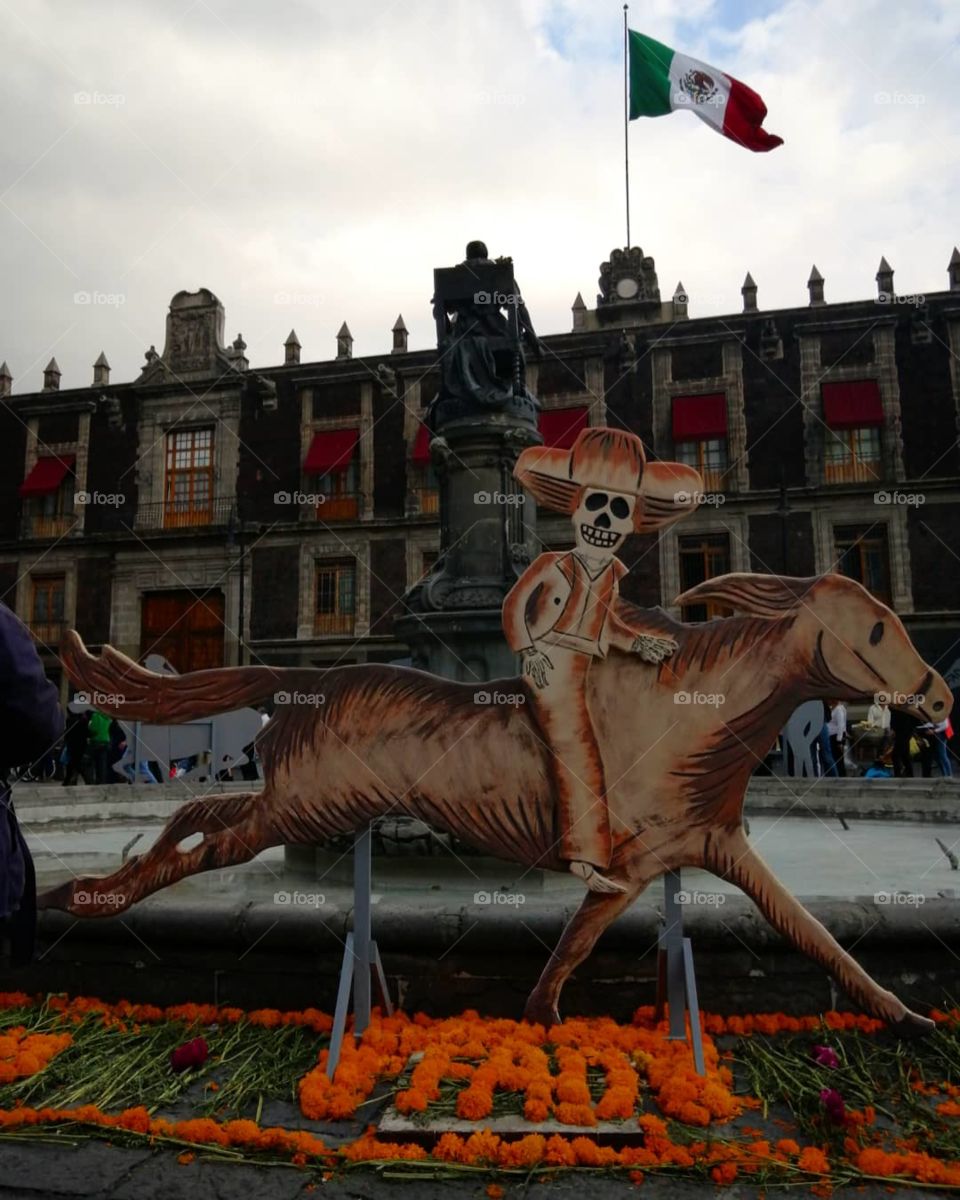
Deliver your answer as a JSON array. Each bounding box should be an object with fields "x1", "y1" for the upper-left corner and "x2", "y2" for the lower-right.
[{"x1": 3, "y1": 991, "x2": 960, "y2": 1191}]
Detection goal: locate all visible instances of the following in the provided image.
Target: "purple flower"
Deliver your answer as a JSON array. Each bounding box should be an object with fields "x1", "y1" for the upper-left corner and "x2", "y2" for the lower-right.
[
  {"x1": 170, "y1": 1035, "x2": 208, "y2": 1073},
  {"x1": 812, "y1": 1044, "x2": 840, "y2": 1069},
  {"x1": 820, "y1": 1086, "x2": 846, "y2": 1124}
]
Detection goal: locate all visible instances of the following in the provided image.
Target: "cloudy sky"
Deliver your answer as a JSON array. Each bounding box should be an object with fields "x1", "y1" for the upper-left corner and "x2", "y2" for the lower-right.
[{"x1": 1, "y1": 0, "x2": 957, "y2": 392}]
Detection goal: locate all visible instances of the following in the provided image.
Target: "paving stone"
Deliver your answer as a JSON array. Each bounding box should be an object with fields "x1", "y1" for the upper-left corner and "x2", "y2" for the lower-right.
[
  {"x1": 110, "y1": 1152, "x2": 306, "y2": 1200},
  {"x1": 0, "y1": 1141, "x2": 933, "y2": 1200},
  {"x1": 0, "y1": 1140, "x2": 151, "y2": 1196}
]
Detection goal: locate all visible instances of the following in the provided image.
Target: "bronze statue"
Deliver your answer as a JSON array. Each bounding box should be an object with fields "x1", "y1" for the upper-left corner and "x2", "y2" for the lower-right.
[{"x1": 430, "y1": 241, "x2": 540, "y2": 418}]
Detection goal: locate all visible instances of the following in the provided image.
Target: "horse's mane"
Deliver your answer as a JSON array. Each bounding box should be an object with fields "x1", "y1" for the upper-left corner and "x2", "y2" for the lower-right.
[
  {"x1": 615, "y1": 583, "x2": 815, "y2": 825},
  {"x1": 614, "y1": 598, "x2": 796, "y2": 679}
]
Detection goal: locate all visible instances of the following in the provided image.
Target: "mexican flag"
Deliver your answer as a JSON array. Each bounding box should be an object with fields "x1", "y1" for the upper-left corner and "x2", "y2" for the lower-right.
[{"x1": 628, "y1": 30, "x2": 782, "y2": 153}]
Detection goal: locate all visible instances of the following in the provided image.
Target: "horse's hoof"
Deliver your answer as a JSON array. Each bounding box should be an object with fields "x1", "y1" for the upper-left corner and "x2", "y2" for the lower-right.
[
  {"x1": 38, "y1": 879, "x2": 125, "y2": 917},
  {"x1": 890, "y1": 1009, "x2": 935, "y2": 1038},
  {"x1": 523, "y1": 999, "x2": 561, "y2": 1027}
]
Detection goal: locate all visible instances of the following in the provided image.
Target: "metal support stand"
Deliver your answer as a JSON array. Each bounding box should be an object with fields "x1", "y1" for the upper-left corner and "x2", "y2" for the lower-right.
[
  {"x1": 654, "y1": 869, "x2": 705, "y2": 1075},
  {"x1": 325, "y1": 825, "x2": 393, "y2": 1078}
]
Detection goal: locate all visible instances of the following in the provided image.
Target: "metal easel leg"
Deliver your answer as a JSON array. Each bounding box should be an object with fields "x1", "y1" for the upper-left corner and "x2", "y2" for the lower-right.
[
  {"x1": 372, "y1": 943, "x2": 393, "y2": 1016},
  {"x1": 682, "y1": 935, "x2": 706, "y2": 1076},
  {"x1": 326, "y1": 932, "x2": 355, "y2": 1078},
  {"x1": 324, "y1": 824, "x2": 393, "y2": 1078},
  {"x1": 353, "y1": 825, "x2": 373, "y2": 1036},
  {"x1": 656, "y1": 869, "x2": 705, "y2": 1075}
]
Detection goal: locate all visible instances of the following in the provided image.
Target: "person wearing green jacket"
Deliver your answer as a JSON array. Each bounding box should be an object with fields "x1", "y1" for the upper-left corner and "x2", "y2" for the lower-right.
[{"x1": 87, "y1": 710, "x2": 112, "y2": 785}]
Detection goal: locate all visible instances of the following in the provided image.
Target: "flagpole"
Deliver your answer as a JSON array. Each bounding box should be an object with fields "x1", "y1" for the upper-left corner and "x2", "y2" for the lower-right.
[{"x1": 623, "y1": 4, "x2": 631, "y2": 247}]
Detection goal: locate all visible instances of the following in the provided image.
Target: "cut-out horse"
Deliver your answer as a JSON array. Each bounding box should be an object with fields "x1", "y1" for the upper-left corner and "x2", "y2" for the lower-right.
[{"x1": 43, "y1": 572, "x2": 952, "y2": 1034}]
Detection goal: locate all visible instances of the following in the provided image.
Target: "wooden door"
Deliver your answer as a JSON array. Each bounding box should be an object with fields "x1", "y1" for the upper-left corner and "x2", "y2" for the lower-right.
[{"x1": 140, "y1": 589, "x2": 225, "y2": 673}]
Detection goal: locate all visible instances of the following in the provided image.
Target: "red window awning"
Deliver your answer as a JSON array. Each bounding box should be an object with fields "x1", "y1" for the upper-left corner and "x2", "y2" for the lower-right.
[
  {"x1": 303, "y1": 429, "x2": 359, "y2": 474},
  {"x1": 672, "y1": 394, "x2": 728, "y2": 441},
  {"x1": 412, "y1": 424, "x2": 432, "y2": 464},
  {"x1": 539, "y1": 406, "x2": 588, "y2": 449},
  {"x1": 19, "y1": 454, "x2": 75, "y2": 497},
  {"x1": 822, "y1": 381, "x2": 883, "y2": 429}
]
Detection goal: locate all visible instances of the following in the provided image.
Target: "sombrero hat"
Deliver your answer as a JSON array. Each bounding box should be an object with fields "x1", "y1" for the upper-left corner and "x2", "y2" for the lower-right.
[{"x1": 514, "y1": 426, "x2": 703, "y2": 533}]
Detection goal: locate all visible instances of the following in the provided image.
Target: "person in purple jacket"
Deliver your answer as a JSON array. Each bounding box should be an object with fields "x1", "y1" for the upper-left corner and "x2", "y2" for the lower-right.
[{"x1": 0, "y1": 602, "x2": 63, "y2": 964}]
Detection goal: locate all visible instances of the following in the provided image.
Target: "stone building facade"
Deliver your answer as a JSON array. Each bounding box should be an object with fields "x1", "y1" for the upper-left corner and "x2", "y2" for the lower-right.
[{"x1": 2, "y1": 246, "x2": 960, "y2": 698}]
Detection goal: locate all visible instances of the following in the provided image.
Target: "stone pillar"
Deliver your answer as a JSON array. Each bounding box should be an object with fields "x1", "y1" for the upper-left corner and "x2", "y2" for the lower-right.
[
  {"x1": 949, "y1": 248, "x2": 960, "y2": 292},
  {"x1": 93, "y1": 352, "x2": 110, "y2": 387},
  {"x1": 876, "y1": 257, "x2": 894, "y2": 304},
  {"x1": 741, "y1": 272, "x2": 758, "y2": 313},
  {"x1": 807, "y1": 266, "x2": 825, "y2": 307},
  {"x1": 43, "y1": 358, "x2": 61, "y2": 391},
  {"x1": 392, "y1": 315, "x2": 408, "y2": 353}
]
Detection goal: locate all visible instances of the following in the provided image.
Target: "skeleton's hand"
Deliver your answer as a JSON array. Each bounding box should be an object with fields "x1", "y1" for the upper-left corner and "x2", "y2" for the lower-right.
[
  {"x1": 522, "y1": 648, "x2": 554, "y2": 689},
  {"x1": 631, "y1": 634, "x2": 677, "y2": 663}
]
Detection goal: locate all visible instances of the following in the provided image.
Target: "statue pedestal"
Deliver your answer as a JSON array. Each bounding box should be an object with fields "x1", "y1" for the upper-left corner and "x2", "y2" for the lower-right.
[
  {"x1": 394, "y1": 609, "x2": 517, "y2": 683},
  {"x1": 397, "y1": 415, "x2": 539, "y2": 683}
]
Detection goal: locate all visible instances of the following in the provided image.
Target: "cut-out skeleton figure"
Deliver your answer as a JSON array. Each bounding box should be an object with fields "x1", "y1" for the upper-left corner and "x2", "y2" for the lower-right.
[{"x1": 503, "y1": 428, "x2": 701, "y2": 893}]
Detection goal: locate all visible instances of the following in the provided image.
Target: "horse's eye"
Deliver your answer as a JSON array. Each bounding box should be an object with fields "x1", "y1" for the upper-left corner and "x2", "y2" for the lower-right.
[{"x1": 869, "y1": 621, "x2": 884, "y2": 646}]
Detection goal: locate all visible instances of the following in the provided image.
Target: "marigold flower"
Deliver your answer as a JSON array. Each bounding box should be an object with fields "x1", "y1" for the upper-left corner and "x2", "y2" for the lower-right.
[
  {"x1": 431, "y1": 1133, "x2": 465, "y2": 1163},
  {"x1": 798, "y1": 1146, "x2": 830, "y2": 1174},
  {"x1": 116, "y1": 1108, "x2": 151, "y2": 1135},
  {"x1": 462, "y1": 1129, "x2": 502, "y2": 1163},
  {"x1": 554, "y1": 1102, "x2": 597, "y2": 1127},
  {"x1": 497, "y1": 1134, "x2": 546, "y2": 1168},
  {"x1": 456, "y1": 1088, "x2": 493, "y2": 1120},
  {"x1": 523, "y1": 1099, "x2": 550, "y2": 1122}
]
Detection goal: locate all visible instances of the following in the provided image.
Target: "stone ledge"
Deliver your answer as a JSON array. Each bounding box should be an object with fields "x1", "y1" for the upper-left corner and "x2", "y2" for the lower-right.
[
  {"x1": 15, "y1": 776, "x2": 960, "y2": 829},
  {"x1": 17, "y1": 890, "x2": 960, "y2": 1021},
  {"x1": 34, "y1": 892, "x2": 960, "y2": 954}
]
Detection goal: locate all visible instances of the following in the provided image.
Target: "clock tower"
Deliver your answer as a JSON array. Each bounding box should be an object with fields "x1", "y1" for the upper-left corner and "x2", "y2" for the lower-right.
[{"x1": 594, "y1": 246, "x2": 663, "y2": 325}]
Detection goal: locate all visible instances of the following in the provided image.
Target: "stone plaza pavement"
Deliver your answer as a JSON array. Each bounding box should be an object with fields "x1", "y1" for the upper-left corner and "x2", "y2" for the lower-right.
[{"x1": 0, "y1": 1140, "x2": 938, "y2": 1200}]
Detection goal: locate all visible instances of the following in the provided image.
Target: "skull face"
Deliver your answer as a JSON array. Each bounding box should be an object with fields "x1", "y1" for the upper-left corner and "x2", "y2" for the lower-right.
[{"x1": 572, "y1": 488, "x2": 636, "y2": 561}]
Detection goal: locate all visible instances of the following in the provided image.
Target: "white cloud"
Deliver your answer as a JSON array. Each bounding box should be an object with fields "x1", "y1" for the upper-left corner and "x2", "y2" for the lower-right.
[{"x1": 0, "y1": 0, "x2": 957, "y2": 390}]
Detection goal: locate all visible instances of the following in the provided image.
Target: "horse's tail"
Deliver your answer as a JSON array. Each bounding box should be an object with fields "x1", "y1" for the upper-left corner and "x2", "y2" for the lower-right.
[{"x1": 61, "y1": 630, "x2": 288, "y2": 723}]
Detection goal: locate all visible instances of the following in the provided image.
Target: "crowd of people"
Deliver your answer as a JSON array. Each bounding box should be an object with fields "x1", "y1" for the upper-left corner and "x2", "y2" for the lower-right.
[
  {"x1": 60, "y1": 708, "x2": 124, "y2": 785},
  {"x1": 55, "y1": 709, "x2": 265, "y2": 786},
  {"x1": 817, "y1": 697, "x2": 954, "y2": 779}
]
